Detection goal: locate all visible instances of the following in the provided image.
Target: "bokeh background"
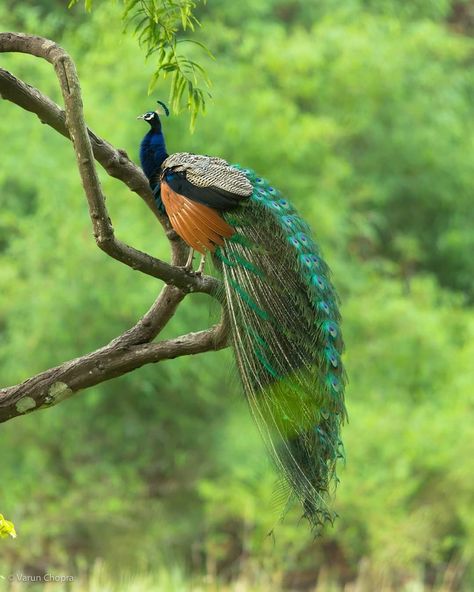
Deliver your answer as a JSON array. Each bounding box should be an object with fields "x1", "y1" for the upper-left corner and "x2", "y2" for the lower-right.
[{"x1": 1, "y1": 1, "x2": 474, "y2": 590}]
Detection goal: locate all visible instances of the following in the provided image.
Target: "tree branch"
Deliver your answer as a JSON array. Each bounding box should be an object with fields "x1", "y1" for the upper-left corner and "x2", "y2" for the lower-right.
[
  {"x1": 0, "y1": 317, "x2": 228, "y2": 423},
  {"x1": 0, "y1": 33, "x2": 230, "y2": 424},
  {"x1": 0, "y1": 33, "x2": 220, "y2": 294},
  {"x1": 0, "y1": 68, "x2": 156, "y2": 212}
]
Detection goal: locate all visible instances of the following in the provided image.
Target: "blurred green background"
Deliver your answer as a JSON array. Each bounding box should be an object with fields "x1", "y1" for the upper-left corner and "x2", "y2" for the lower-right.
[{"x1": 1, "y1": 1, "x2": 474, "y2": 590}]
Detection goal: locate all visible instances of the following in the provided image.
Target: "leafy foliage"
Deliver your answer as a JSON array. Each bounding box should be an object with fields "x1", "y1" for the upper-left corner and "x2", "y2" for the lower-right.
[{"x1": 69, "y1": 0, "x2": 211, "y2": 127}]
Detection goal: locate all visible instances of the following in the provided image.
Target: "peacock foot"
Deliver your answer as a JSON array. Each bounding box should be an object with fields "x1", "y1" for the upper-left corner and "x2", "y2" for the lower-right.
[
  {"x1": 196, "y1": 254, "x2": 206, "y2": 276},
  {"x1": 180, "y1": 248, "x2": 195, "y2": 273}
]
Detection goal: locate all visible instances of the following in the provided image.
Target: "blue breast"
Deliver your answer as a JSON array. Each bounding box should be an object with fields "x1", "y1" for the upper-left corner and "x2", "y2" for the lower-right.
[{"x1": 139, "y1": 130, "x2": 168, "y2": 210}]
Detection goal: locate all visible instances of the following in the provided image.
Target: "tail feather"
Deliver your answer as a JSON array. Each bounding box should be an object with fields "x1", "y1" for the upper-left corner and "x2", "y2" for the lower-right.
[{"x1": 215, "y1": 167, "x2": 347, "y2": 529}]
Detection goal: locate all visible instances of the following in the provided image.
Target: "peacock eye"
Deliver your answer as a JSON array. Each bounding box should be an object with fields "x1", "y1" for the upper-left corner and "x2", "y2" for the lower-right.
[
  {"x1": 301, "y1": 255, "x2": 312, "y2": 267},
  {"x1": 319, "y1": 301, "x2": 330, "y2": 314},
  {"x1": 310, "y1": 274, "x2": 326, "y2": 290},
  {"x1": 321, "y1": 320, "x2": 338, "y2": 338},
  {"x1": 330, "y1": 354, "x2": 338, "y2": 368}
]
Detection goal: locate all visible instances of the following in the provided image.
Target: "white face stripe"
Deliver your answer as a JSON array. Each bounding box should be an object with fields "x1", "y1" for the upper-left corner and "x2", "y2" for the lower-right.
[{"x1": 144, "y1": 113, "x2": 155, "y2": 121}]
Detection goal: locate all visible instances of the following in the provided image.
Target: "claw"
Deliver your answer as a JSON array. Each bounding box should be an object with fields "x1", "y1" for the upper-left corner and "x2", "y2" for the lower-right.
[
  {"x1": 196, "y1": 254, "x2": 206, "y2": 276},
  {"x1": 181, "y1": 248, "x2": 195, "y2": 272}
]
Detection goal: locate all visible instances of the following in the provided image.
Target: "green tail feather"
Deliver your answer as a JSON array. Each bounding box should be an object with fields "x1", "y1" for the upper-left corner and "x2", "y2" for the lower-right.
[{"x1": 214, "y1": 166, "x2": 347, "y2": 529}]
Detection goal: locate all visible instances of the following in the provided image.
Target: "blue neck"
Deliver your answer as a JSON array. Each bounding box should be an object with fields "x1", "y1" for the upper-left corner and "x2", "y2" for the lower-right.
[{"x1": 140, "y1": 129, "x2": 168, "y2": 210}]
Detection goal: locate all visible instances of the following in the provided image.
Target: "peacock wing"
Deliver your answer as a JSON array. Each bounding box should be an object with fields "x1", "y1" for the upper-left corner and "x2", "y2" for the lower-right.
[
  {"x1": 161, "y1": 153, "x2": 253, "y2": 210},
  {"x1": 161, "y1": 181, "x2": 236, "y2": 254}
]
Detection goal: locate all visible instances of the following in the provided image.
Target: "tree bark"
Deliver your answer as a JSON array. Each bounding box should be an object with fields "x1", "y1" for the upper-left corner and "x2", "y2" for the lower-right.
[{"x1": 0, "y1": 32, "x2": 228, "y2": 424}]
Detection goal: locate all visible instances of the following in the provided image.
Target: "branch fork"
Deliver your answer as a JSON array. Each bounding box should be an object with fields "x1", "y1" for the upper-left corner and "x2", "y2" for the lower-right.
[{"x1": 0, "y1": 32, "x2": 228, "y2": 424}]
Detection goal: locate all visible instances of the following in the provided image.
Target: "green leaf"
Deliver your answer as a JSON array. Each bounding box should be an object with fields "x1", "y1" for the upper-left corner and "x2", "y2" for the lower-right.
[{"x1": 119, "y1": 0, "x2": 210, "y2": 128}]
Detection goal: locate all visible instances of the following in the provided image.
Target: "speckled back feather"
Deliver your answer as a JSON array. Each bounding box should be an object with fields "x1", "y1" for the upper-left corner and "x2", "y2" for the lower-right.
[{"x1": 162, "y1": 153, "x2": 253, "y2": 197}]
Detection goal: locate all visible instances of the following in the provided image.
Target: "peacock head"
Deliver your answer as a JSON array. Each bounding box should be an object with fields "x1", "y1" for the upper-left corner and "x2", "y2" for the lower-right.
[{"x1": 137, "y1": 101, "x2": 169, "y2": 131}]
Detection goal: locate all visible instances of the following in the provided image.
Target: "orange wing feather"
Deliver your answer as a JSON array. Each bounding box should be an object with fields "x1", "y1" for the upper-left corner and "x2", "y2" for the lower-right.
[{"x1": 161, "y1": 181, "x2": 235, "y2": 254}]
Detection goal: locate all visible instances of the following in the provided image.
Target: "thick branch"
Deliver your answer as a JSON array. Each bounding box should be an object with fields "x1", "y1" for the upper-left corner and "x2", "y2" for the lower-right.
[
  {"x1": 0, "y1": 320, "x2": 228, "y2": 423},
  {"x1": 110, "y1": 284, "x2": 186, "y2": 346}
]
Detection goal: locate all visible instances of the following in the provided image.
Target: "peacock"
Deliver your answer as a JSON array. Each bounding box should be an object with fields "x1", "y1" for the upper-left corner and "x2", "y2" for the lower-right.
[{"x1": 138, "y1": 102, "x2": 347, "y2": 529}]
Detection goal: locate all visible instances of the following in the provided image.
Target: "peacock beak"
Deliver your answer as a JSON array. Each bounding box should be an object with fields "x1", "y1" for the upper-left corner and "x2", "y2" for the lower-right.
[{"x1": 137, "y1": 114, "x2": 146, "y2": 120}]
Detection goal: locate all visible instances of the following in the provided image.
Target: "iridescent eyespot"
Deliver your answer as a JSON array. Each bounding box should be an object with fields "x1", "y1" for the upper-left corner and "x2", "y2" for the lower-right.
[
  {"x1": 311, "y1": 275, "x2": 326, "y2": 290},
  {"x1": 300, "y1": 254, "x2": 313, "y2": 268},
  {"x1": 326, "y1": 373, "x2": 340, "y2": 392},
  {"x1": 296, "y1": 232, "x2": 309, "y2": 243},
  {"x1": 289, "y1": 235, "x2": 305, "y2": 250},
  {"x1": 278, "y1": 199, "x2": 291, "y2": 210},
  {"x1": 321, "y1": 320, "x2": 338, "y2": 339},
  {"x1": 268, "y1": 187, "x2": 275, "y2": 193},
  {"x1": 318, "y1": 301, "x2": 330, "y2": 315},
  {"x1": 325, "y1": 347, "x2": 339, "y2": 368}
]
